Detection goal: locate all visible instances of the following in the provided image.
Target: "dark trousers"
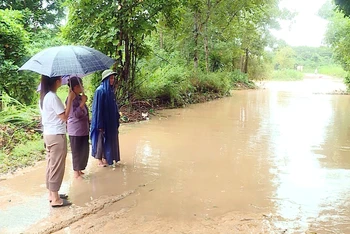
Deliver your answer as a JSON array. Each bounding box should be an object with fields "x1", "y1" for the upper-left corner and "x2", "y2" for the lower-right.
[{"x1": 69, "y1": 135, "x2": 89, "y2": 171}]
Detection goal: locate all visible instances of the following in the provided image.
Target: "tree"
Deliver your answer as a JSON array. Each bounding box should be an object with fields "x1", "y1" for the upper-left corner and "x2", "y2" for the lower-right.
[
  {"x1": 334, "y1": 0, "x2": 350, "y2": 17},
  {"x1": 0, "y1": 0, "x2": 65, "y2": 31},
  {"x1": 173, "y1": 0, "x2": 283, "y2": 74},
  {"x1": 63, "y1": 0, "x2": 181, "y2": 104},
  {"x1": 0, "y1": 9, "x2": 36, "y2": 105},
  {"x1": 274, "y1": 47, "x2": 296, "y2": 69},
  {"x1": 322, "y1": 1, "x2": 350, "y2": 87}
]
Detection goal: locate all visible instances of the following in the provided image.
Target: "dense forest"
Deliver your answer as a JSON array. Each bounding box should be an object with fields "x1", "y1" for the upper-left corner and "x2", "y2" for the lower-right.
[{"x1": 0, "y1": 0, "x2": 349, "y2": 173}]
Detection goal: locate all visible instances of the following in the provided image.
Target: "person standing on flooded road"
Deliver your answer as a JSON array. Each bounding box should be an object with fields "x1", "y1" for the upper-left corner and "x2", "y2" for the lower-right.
[
  {"x1": 40, "y1": 75, "x2": 74, "y2": 207},
  {"x1": 90, "y1": 69, "x2": 121, "y2": 167},
  {"x1": 66, "y1": 77, "x2": 90, "y2": 179}
]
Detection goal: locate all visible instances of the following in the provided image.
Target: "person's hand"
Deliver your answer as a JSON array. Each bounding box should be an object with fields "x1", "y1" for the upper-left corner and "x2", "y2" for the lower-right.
[
  {"x1": 80, "y1": 94, "x2": 87, "y2": 108},
  {"x1": 81, "y1": 94, "x2": 87, "y2": 103}
]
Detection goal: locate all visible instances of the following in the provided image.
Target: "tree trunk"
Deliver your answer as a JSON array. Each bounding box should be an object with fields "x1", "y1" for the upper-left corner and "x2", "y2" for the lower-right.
[
  {"x1": 116, "y1": 29, "x2": 123, "y2": 78},
  {"x1": 203, "y1": 0, "x2": 211, "y2": 73},
  {"x1": 116, "y1": 0, "x2": 124, "y2": 83},
  {"x1": 204, "y1": 25, "x2": 209, "y2": 73},
  {"x1": 240, "y1": 55, "x2": 244, "y2": 72},
  {"x1": 130, "y1": 36, "x2": 137, "y2": 92},
  {"x1": 193, "y1": 10, "x2": 200, "y2": 70},
  {"x1": 0, "y1": 90, "x2": 2, "y2": 111},
  {"x1": 243, "y1": 48, "x2": 249, "y2": 74},
  {"x1": 124, "y1": 34, "x2": 130, "y2": 82}
]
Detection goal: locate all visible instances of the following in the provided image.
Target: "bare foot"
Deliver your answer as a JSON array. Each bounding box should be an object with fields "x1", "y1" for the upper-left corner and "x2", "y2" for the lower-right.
[
  {"x1": 73, "y1": 171, "x2": 81, "y2": 179},
  {"x1": 97, "y1": 159, "x2": 106, "y2": 167},
  {"x1": 102, "y1": 158, "x2": 108, "y2": 165},
  {"x1": 51, "y1": 198, "x2": 64, "y2": 206},
  {"x1": 51, "y1": 199, "x2": 72, "y2": 208},
  {"x1": 79, "y1": 171, "x2": 85, "y2": 175}
]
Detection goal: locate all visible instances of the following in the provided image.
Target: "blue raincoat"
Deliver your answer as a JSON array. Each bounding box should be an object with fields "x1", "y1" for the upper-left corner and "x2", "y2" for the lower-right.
[{"x1": 90, "y1": 78, "x2": 120, "y2": 165}]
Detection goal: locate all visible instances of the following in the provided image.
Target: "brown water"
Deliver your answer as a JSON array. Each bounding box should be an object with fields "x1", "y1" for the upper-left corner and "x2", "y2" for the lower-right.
[{"x1": 1, "y1": 78, "x2": 350, "y2": 233}]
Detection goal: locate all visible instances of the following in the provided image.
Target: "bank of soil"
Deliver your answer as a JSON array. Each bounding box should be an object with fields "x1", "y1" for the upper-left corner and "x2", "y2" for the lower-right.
[{"x1": 120, "y1": 82, "x2": 255, "y2": 123}]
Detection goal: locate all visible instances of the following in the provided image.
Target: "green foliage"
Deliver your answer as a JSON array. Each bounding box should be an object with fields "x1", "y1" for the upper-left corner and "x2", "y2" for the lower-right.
[
  {"x1": 271, "y1": 43, "x2": 341, "y2": 79},
  {"x1": 28, "y1": 28, "x2": 67, "y2": 55},
  {"x1": 271, "y1": 69, "x2": 303, "y2": 81},
  {"x1": 274, "y1": 47, "x2": 296, "y2": 69},
  {"x1": 0, "y1": 9, "x2": 37, "y2": 104},
  {"x1": 193, "y1": 72, "x2": 231, "y2": 95},
  {"x1": 0, "y1": 0, "x2": 65, "y2": 31},
  {"x1": 63, "y1": 0, "x2": 182, "y2": 105},
  {"x1": 0, "y1": 94, "x2": 40, "y2": 126},
  {"x1": 248, "y1": 55, "x2": 273, "y2": 80},
  {"x1": 323, "y1": 1, "x2": 350, "y2": 88},
  {"x1": 293, "y1": 46, "x2": 334, "y2": 70},
  {"x1": 0, "y1": 137, "x2": 44, "y2": 174},
  {"x1": 318, "y1": 65, "x2": 347, "y2": 78},
  {"x1": 228, "y1": 70, "x2": 256, "y2": 89},
  {"x1": 318, "y1": 0, "x2": 335, "y2": 19},
  {"x1": 334, "y1": 0, "x2": 350, "y2": 17},
  {"x1": 136, "y1": 67, "x2": 253, "y2": 106},
  {"x1": 137, "y1": 64, "x2": 191, "y2": 106},
  {"x1": 0, "y1": 93, "x2": 43, "y2": 174}
]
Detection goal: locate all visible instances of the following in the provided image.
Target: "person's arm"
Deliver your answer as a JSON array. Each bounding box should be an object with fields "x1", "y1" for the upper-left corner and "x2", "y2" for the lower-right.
[
  {"x1": 58, "y1": 91, "x2": 75, "y2": 121},
  {"x1": 73, "y1": 94, "x2": 88, "y2": 119},
  {"x1": 97, "y1": 92, "x2": 104, "y2": 132},
  {"x1": 91, "y1": 89, "x2": 104, "y2": 132}
]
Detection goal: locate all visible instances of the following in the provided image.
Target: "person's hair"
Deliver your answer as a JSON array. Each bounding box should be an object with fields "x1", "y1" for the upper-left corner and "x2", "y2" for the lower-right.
[
  {"x1": 67, "y1": 76, "x2": 82, "y2": 91},
  {"x1": 40, "y1": 75, "x2": 61, "y2": 108}
]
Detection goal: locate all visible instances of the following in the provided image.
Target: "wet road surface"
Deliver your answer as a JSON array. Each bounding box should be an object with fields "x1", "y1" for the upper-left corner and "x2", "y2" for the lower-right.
[{"x1": 1, "y1": 77, "x2": 350, "y2": 233}]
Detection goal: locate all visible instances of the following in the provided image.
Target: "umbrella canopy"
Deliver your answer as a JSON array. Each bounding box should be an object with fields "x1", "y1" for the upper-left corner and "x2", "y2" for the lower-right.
[{"x1": 19, "y1": 45, "x2": 115, "y2": 77}]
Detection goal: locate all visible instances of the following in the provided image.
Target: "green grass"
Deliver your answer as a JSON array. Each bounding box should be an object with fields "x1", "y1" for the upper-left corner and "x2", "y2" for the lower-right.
[
  {"x1": 0, "y1": 136, "x2": 45, "y2": 174},
  {"x1": 0, "y1": 93, "x2": 44, "y2": 174},
  {"x1": 318, "y1": 65, "x2": 347, "y2": 78},
  {"x1": 271, "y1": 69, "x2": 304, "y2": 81},
  {"x1": 300, "y1": 65, "x2": 346, "y2": 78}
]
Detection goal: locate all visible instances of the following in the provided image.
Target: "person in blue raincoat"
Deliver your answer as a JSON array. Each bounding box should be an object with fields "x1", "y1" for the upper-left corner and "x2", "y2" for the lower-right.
[{"x1": 90, "y1": 69, "x2": 120, "y2": 166}]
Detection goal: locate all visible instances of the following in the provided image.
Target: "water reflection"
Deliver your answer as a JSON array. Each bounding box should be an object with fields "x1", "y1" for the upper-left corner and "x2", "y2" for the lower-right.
[
  {"x1": 133, "y1": 139, "x2": 161, "y2": 176},
  {"x1": 266, "y1": 92, "x2": 350, "y2": 232}
]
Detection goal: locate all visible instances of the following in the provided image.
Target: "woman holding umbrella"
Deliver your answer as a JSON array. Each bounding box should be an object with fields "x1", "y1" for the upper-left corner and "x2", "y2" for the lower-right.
[
  {"x1": 40, "y1": 75, "x2": 75, "y2": 207},
  {"x1": 90, "y1": 69, "x2": 121, "y2": 166}
]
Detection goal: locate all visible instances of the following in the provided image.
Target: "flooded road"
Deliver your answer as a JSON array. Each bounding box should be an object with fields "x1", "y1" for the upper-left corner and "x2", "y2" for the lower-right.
[{"x1": 1, "y1": 77, "x2": 350, "y2": 233}]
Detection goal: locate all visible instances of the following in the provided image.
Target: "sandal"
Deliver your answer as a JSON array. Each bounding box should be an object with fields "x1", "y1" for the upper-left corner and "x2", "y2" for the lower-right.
[
  {"x1": 49, "y1": 194, "x2": 68, "y2": 202},
  {"x1": 59, "y1": 194, "x2": 68, "y2": 199},
  {"x1": 51, "y1": 199, "x2": 72, "y2": 208}
]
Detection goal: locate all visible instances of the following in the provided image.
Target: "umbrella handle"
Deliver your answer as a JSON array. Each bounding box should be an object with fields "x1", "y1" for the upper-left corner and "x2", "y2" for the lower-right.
[{"x1": 77, "y1": 77, "x2": 85, "y2": 93}]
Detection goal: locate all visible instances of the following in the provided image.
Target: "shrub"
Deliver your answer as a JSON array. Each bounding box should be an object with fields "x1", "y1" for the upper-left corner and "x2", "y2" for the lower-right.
[
  {"x1": 136, "y1": 65, "x2": 191, "y2": 106},
  {"x1": 318, "y1": 65, "x2": 347, "y2": 78},
  {"x1": 191, "y1": 72, "x2": 231, "y2": 95},
  {"x1": 271, "y1": 69, "x2": 303, "y2": 81}
]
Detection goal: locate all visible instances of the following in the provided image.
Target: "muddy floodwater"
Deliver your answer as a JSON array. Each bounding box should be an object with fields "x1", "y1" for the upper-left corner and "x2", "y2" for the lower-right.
[{"x1": 1, "y1": 76, "x2": 350, "y2": 233}]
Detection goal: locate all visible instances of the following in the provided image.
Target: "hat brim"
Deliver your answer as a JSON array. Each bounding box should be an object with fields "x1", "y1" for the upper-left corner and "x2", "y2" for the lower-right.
[{"x1": 102, "y1": 72, "x2": 117, "y2": 81}]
